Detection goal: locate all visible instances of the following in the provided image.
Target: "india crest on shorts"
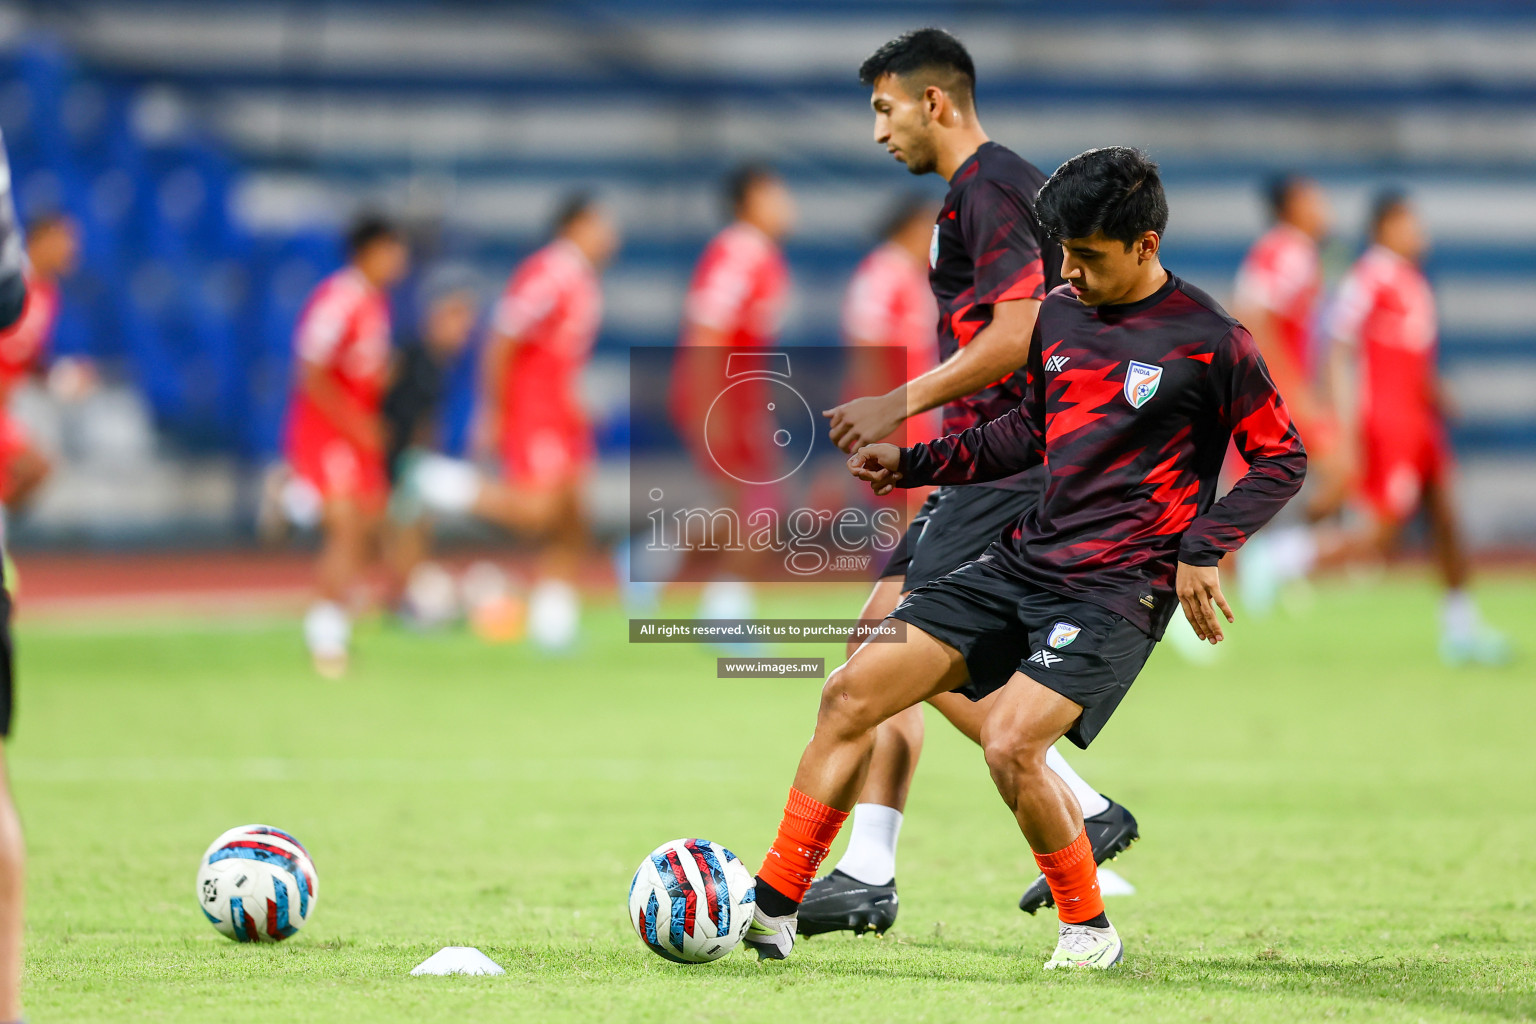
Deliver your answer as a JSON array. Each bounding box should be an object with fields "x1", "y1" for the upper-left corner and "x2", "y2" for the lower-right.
[
  {"x1": 1123, "y1": 360, "x2": 1162, "y2": 409},
  {"x1": 1047, "y1": 622, "x2": 1081, "y2": 649}
]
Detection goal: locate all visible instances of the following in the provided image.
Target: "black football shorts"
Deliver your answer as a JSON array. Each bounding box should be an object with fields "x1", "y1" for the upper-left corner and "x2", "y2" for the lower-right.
[
  {"x1": 890, "y1": 555, "x2": 1157, "y2": 748},
  {"x1": 877, "y1": 481, "x2": 1036, "y2": 591}
]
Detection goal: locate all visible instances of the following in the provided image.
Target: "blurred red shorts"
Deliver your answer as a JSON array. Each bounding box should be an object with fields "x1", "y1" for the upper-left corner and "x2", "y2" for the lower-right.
[{"x1": 1360, "y1": 415, "x2": 1450, "y2": 524}]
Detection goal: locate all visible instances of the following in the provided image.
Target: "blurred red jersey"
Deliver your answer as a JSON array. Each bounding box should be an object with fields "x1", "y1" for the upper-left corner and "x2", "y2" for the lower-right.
[
  {"x1": 1328, "y1": 244, "x2": 1447, "y2": 519},
  {"x1": 0, "y1": 271, "x2": 57, "y2": 385},
  {"x1": 284, "y1": 267, "x2": 393, "y2": 505},
  {"x1": 681, "y1": 222, "x2": 788, "y2": 350},
  {"x1": 0, "y1": 272, "x2": 59, "y2": 499},
  {"x1": 1233, "y1": 223, "x2": 1321, "y2": 377},
  {"x1": 492, "y1": 239, "x2": 602, "y2": 488},
  {"x1": 672, "y1": 223, "x2": 790, "y2": 488},
  {"x1": 841, "y1": 241, "x2": 938, "y2": 443}
]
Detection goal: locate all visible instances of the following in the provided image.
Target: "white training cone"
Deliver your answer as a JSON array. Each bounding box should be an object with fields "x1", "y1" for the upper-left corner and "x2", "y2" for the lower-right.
[
  {"x1": 410, "y1": 946, "x2": 505, "y2": 976},
  {"x1": 1098, "y1": 868, "x2": 1136, "y2": 897}
]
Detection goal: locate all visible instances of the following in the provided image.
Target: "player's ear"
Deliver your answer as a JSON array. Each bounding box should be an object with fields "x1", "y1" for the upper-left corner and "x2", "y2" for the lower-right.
[
  {"x1": 1135, "y1": 231, "x2": 1160, "y2": 264},
  {"x1": 923, "y1": 85, "x2": 944, "y2": 122}
]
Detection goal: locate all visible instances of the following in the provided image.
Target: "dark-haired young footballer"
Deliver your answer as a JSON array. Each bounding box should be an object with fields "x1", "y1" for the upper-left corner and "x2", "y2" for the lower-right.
[
  {"x1": 804, "y1": 26, "x2": 1137, "y2": 936},
  {"x1": 744, "y1": 147, "x2": 1306, "y2": 969}
]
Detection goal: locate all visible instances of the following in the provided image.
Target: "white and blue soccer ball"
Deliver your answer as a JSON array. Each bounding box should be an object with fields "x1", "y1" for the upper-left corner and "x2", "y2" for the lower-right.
[
  {"x1": 196, "y1": 824, "x2": 319, "y2": 942},
  {"x1": 628, "y1": 838, "x2": 755, "y2": 963}
]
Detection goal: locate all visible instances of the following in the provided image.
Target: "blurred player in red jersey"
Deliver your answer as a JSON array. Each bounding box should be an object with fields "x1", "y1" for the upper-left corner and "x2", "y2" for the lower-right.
[
  {"x1": 0, "y1": 212, "x2": 82, "y2": 517},
  {"x1": 669, "y1": 165, "x2": 794, "y2": 620},
  {"x1": 1324, "y1": 194, "x2": 1507, "y2": 663},
  {"x1": 841, "y1": 196, "x2": 940, "y2": 445},
  {"x1": 412, "y1": 195, "x2": 619, "y2": 649},
  {"x1": 1231, "y1": 175, "x2": 1349, "y2": 519},
  {"x1": 1245, "y1": 192, "x2": 1508, "y2": 664},
  {"x1": 285, "y1": 213, "x2": 409, "y2": 677}
]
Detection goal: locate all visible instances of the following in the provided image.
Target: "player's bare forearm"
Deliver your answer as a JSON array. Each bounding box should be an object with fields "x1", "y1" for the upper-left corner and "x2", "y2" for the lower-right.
[
  {"x1": 300, "y1": 365, "x2": 381, "y2": 451},
  {"x1": 824, "y1": 299, "x2": 1039, "y2": 452},
  {"x1": 906, "y1": 299, "x2": 1039, "y2": 415},
  {"x1": 1175, "y1": 561, "x2": 1233, "y2": 643}
]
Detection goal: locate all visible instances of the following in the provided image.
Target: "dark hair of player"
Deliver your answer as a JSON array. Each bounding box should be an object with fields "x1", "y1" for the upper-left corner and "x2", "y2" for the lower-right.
[
  {"x1": 1035, "y1": 147, "x2": 1169, "y2": 247},
  {"x1": 858, "y1": 28, "x2": 976, "y2": 108},
  {"x1": 1368, "y1": 188, "x2": 1409, "y2": 237},
  {"x1": 1265, "y1": 172, "x2": 1308, "y2": 221},
  {"x1": 346, "y1": 211, "x2": 400, "y2": 257},
  {"x1": 25, "y1": 210, "x2": 71, "y2": 237},
  {"x1": 551, "y1": 191, "x2": 598, "y2": 236},
  {"x1": 875, "y1": 193, "x2": 932, "y2": 243},
  {"x1": 724, "y1": 163, "x2": 777, "y2": 219}
]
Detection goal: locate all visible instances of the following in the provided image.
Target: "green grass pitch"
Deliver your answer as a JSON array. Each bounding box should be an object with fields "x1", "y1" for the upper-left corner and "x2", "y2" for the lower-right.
[{"x1": 11, "y1": 575, "x2": 1536, "y2": 1022}]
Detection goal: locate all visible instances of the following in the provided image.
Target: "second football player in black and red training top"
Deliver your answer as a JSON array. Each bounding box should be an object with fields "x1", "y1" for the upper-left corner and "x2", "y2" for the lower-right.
[
  {"x1": 805, "y1": 27, "x2": 1135, "y2": 939},
  {"x1": 742, "y1": 147, "x2": 1305, "y2": 971}
]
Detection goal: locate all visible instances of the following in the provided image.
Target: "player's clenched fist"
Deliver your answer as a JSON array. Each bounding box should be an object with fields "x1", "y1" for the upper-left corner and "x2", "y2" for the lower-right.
[
  {"x1": 848, "y1": 442, "x2": 903, "y2": 495},
  {"x1": 1175, "y1": 561, "x2": 1235, "y2": 644}
]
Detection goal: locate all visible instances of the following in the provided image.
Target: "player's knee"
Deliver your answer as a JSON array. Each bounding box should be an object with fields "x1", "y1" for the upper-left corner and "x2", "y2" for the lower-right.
[
  {"x1": 817, "y1": 662, "x2": 883, "y2": 739},
  {"x1": 981, "y1": 733, "x2": 1048, "y2": 789}
]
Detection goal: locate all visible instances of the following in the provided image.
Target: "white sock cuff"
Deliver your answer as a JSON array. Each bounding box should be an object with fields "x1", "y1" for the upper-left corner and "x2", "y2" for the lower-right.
[
  {"x1": 303, "y1": 601, "x2": 351, "y2": 658},
  {"x1": 833, "y1": 802, "x2": 903, "y2": 886}
]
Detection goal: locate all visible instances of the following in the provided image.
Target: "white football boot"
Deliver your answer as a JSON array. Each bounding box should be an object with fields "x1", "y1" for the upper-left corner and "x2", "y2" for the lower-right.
[
  {"x1": 742, "y1": 904, "x2": 797, "y2": 961},
  {"x1": 1043, "y1": 921, "x2": 1123, "y2": 970}
]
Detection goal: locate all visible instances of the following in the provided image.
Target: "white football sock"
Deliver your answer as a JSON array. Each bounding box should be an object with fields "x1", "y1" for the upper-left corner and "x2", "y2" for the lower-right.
[
  {"x1": 415, "y1": 454, "x2": 483, "y2": 515},
  {"x1": 1441, "y1": 588, "x2": 1480, "y2": 639},
  {"x1": 833, "y1": 803, "x2": 903, "y2": 885},
  {"x1": 1047, "y1": 746, "x2": 1110, "y2": 818},
  {"x1": 698, "y1": 578, "x2": 754, "y2": 621},
  {"x1": 303, "y1": 600, "x2": 351, "y2": 658},
  {"x1": 528, "y1": 579, "x2": 579, "y2": 651}
]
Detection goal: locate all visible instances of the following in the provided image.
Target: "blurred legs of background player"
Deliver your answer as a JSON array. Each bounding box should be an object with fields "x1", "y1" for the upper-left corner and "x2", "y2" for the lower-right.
[
  {"x1": 379, "y1": 269, "x2": 479, "y2": 621},
  {"x1": 411, "y1": 196, "x2": 619, "y2": 650},
  {"x1": 1248, "y1": 194, "x2": 1509, "y2": 665}
]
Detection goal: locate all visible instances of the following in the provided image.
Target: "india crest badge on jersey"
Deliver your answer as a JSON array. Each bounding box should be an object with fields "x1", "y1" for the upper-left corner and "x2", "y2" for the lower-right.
[
  {"x1": 1047, "y1": 622, "x2": 1081, "y2": 649},
  {"x1": 1124, "y1": 360, "x2": 1162, "y2": 408}
]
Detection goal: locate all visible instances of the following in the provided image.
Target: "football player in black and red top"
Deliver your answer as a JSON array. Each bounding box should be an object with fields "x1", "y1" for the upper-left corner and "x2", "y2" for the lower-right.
[
  {"x1": 744, "y1": 147, "x2": 1305, "y2": 970},
  {"x1": 805, "y1": 28, "x2": 1135, "y2": 937}
]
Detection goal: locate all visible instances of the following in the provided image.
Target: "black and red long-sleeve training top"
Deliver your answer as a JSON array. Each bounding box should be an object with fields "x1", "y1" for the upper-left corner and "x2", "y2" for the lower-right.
[{"x1": 898, "y1": 273, "x2": 1306, "y2": 637}]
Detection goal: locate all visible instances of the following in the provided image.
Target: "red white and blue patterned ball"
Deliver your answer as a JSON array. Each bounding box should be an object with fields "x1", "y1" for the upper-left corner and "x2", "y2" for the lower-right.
[
  {"x1": 196, "y1": 824, "x2": 319, "y2": 942},
  {"x1": 628, "y1": 838, "x2": 755, "y2": 963}
]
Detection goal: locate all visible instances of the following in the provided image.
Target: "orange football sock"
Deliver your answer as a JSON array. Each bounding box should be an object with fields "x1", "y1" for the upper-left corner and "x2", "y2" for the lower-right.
[
  {"x1": 756, "y1": 787, "x2": 849, "y2": 906},
  {"x1": 1033, "y1": 828, "x2": 1105, "y2": 924}
]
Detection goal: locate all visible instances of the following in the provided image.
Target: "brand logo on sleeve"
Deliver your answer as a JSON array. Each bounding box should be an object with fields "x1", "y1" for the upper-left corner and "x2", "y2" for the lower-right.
[
  {"x1": 1047, "y1": 622, "x2": 1081, "y2": 649},
  {"x1": 1124, "y1": 361, "x2": 1163, "y2": 409},
  {"x1": 1045, "y1": 354, "x2": 1071, "y2": 373}
]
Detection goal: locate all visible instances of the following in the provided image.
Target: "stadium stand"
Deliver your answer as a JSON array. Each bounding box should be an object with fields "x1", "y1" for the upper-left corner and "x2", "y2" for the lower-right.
[{"x1": 0, "y1": 1, "x2": 1533, "y2": 545}]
